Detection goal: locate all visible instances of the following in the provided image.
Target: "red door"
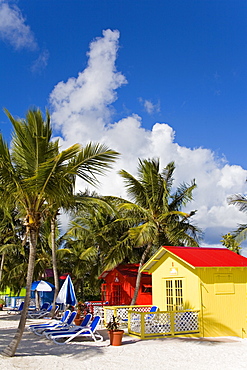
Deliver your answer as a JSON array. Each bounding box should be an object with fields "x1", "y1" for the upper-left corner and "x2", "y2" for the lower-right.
[
  {"x1": 111, "y1": 284, "x2": 122, "y2": 305},
  {"x1": 101, "y1": 283, "x2": 108, "y2": 302}
]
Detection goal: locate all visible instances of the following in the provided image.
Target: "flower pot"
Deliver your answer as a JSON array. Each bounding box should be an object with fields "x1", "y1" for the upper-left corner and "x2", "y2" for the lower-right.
[
  {"x1": 74, "y1": 318, "x2": 83, "y2": 326},
  {"x1": 108, "y1": 330, "x2": 124, "y2": 346}
]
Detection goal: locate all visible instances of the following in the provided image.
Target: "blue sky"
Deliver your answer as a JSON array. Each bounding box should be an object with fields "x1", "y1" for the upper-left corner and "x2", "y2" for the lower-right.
[{"x1": 0, "y1": 0, "x2": 247, "y2": 250}]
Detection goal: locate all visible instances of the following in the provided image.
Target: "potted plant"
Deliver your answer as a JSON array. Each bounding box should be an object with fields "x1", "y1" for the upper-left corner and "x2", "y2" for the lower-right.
[
  {"x1": 0, "y1": 298, "x2": 5, "y2": 311},
  {"x1": 106, "y1": 315, "x2": 124, "y2": 346}
]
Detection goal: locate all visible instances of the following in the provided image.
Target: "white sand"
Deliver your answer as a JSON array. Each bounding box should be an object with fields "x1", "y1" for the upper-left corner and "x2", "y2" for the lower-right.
[{"x1": 0, "y1": 310, "x2": 247, "y2": 369}]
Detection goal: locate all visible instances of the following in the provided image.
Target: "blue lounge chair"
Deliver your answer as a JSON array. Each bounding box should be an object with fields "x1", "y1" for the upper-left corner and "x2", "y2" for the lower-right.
[
  {"x1": 29, "y1": 309, "x2": 71, "y2": 334},
  {"x1": 44, "y1": 313, "x2": 92, "y2": 338},
  {"x1": 145, "y1": 305, "x2": 158, "y2": 319},
  {"x1": 48, "y1": 315, "x2": 102, "y2": 344},
  {"x1": 28, "y1": 304, "x2": 58, "y2": 319},
  {"x1": 7, "y1": 301, "x2": 24, "y2": 315},
  {"x1": 27, "y1": 302, "x2": 50, "y2": 318},
  {"x1": 121, "y1": 305, "x2": 158, "y2": 324},
  {"x1": 36, "y1": 302, "x2": 50, "y2": 311},
  {"x1": 41, "y1": 311, "x2": 79, "y2": 337},
  {"x1": 35, "y1": 311, "x2": 77, "y2": 336}
]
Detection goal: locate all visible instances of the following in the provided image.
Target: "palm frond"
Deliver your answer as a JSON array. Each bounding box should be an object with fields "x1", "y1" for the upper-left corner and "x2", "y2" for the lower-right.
[
  {"x1": 228, "y1": 194, "x2": 247, "y2": 213},
  {"x1": 161, "y1": 161, "x2": 175, "y2": 190},
  {"x1": 128, "y1": 221, "x2": 157, "y2": 247},
  {"x1": 170, "y1": 180, "x2": 196, "y2": 210},
  {"x1": 69, "y1": 142, "x2": 119, "y2": 185},
  {"x1": 119, "y1": 169, "x2": 146, "y2": 204},
  {"x1": 232, "y1": 224, "x2": 247, "y2": 244}
]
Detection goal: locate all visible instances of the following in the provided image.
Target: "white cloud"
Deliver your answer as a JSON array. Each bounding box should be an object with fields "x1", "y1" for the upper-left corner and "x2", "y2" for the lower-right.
[
  {"x1": 31, "y1": 49, "x2": 49, "y2": 73},
  {"x1": 0, "y1": 1, "x2": 37, "y2": 50},
  {"x1": 139, "y1": 97, "x2": 160, "y2": 114},
  {"x1": 49, "y1": 29, "x2": 247, "y2": 247}
]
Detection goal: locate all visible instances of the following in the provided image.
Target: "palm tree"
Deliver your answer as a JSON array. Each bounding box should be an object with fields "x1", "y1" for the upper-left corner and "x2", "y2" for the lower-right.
[
  {"x1": 0, "y1": 109, "x2": 57, "y2": 356},
  {"x1": 227, "y1": 193, "x2": 247, "y2": 247},
  {"x1": 0, "y1": 205, "x2": 26, "y2": 293},
  {"x1": 220, "y1": 233, "x2": 241, "y2": 254},
  {"x1": 0, "y1": 108, "x2": 119, "y2": 357},
  {"x1": 105, "y1": 159, "x2": 201, "y2": 304},
  {"x1": 0, "y1": 204, "x2": 21, "y2": 283}
]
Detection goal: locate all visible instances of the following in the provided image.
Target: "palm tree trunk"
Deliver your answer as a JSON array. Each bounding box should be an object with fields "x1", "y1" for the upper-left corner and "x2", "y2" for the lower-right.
[
  {"x1": 51, "y1": 216, "x2": 59, "y2": 316},
  {"x1": 80, "y1": 279, "x2": 84, "y2": 301},
  {"x1": 2, "y1": 228, "x2": 37, "y2": 357},
  {"x1": 0, "y1": 252, "x2": 5, "y2": 282},
  {"x1": 130, "y1": 243, "x2": 152, "y2": 305}
]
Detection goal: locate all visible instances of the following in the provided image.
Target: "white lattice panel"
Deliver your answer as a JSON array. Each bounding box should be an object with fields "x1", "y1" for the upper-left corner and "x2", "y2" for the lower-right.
[
  {"x1": 145, "y1": 313, "x2": 171, "y2": 334},
  {"x1": 174, "y1": 311, "x2": 199, "y2": 332},
  {"x1": 104, "y1": 306, "x2": 152, "y2": 323},
  {"x1": 132, "y1": 306, "x2": 150, "y2": 313},
  {"x1": 115, "y1": 307, "x2": 127, "y2": 321},
  {"x1": 105, "y1": 308, "x2": 114, "y2": 323},
  {"x1": 129, "y1": 312, "x2": 141, "y2": 333},
  {"x1": 93, "y1": 306, "x2": 104, "y2": 317}
]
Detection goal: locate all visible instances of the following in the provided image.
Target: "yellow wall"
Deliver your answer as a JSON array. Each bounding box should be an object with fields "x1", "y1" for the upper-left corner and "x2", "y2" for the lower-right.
[
  {"x1": 151, "y1": 253, "x2": 247, "y2": 338},
  {"x1": 151, "y1": 254, "x2": 201, "y2": 311},
  {"x1": 198, "y1": 268, "x2": 247, "y2": 338},
  {"x1": 0, "y1": 287, "x2": 26, "y2": 296}
]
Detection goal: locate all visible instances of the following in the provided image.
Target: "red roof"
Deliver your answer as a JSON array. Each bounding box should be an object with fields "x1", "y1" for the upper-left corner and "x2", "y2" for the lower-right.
[
  {"x1": 99, "y1": 263, "x2": 151, "y2": 279},
  {"x1": 163, "y1": 246, "x2": 247, "y2": 267},
  {"x1": 116, "y1": 264, "x2": 151, "y2": 277}
]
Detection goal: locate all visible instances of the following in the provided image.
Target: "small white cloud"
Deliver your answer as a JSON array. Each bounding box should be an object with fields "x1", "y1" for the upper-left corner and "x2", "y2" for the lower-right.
[
  {"x1": 214, "y1": 71, "x2": 220, "y2": 81},
  {"x1": 139, "y1": 97, "x2": 160, "y2": 114},
  {"x1": 31, "y1": 49, "x2": 49, "y2": 73},
  {"x1": 0, "y1": 1, "x2": 37, "y2": 50},
  {"x1": 214, "y1": 89, "x2": 221, "y2": 96}
]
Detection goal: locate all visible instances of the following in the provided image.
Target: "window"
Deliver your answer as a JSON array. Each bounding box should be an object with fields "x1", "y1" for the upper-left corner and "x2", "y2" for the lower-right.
[
  {"x1": 165, "y1": 279, "x2": 184, "y2": 311},
  {"x1": 142, "y1": 284, "x2": 152, "y2": 293}
]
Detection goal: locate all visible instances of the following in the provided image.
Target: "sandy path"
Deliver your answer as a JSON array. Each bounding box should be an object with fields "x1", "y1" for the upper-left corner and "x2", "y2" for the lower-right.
[{"x1": 0, "y1": 311, "x2": 246, "y2": 369}]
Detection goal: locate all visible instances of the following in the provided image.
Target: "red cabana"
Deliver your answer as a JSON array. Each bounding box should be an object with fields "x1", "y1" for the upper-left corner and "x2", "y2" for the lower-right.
[{"x1": 99, "y1": 264, "x2": 152, "y2": 305}]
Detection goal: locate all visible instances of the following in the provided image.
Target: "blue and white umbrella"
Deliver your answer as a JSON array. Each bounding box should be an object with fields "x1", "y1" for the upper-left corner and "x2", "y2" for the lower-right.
[
  {"x1": 31, "y1": 280, "x2": 54, "y2": 309},
  {"x1": 31, "y1": 280, "x2": 54, "y2": 292},
  {"x1": 56, "y1": 275, "x2": 77, "y2": 306}
]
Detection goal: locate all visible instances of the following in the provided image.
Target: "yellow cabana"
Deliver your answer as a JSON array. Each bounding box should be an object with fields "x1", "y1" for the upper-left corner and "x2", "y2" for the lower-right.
[{"x1": 141, "y1": 246, "x2": 247, "y2": 338}]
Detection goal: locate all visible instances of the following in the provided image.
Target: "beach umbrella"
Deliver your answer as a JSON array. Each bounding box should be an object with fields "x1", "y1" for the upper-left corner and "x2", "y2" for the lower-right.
[
  {"x1": 56, "y1": 275, "x2": 77, "y2": 306},
  {"x1": 31, "y1": 280, "x2": 54, "y2": 292},
  {"x1": 31, "y1": 280, "x2": 54, "y2": 308}
]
